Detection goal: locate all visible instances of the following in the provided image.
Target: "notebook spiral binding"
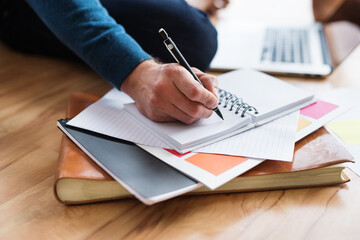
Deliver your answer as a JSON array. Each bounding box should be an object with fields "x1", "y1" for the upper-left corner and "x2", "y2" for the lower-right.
[{"x1": 218, "y1": 89, "x2": 258, "y2": 117}]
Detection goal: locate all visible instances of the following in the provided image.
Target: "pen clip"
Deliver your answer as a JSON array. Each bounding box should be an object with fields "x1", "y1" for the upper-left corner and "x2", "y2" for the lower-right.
[{"x1": 163, "y1": 40, "x2": 179, "y2": 63}]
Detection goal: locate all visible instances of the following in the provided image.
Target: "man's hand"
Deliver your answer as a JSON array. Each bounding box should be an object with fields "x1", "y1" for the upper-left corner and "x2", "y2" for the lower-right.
[{"x1": 121, "y1": 59, "x2": 219, "y2": 124}]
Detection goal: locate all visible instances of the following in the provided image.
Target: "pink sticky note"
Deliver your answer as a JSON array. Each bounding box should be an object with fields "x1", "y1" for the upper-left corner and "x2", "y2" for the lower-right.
[{"x1": 300, "y1": 100, "x2": 338, "y2": 119}]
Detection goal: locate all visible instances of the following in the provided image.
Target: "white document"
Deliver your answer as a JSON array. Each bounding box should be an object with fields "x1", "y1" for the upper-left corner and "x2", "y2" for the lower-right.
[
  {"x1": 139, "y1": 145, "x2": 264, "y2": 190},
  {"x1": 295, "y1": 99, "x2": 351, "y2": 141}
]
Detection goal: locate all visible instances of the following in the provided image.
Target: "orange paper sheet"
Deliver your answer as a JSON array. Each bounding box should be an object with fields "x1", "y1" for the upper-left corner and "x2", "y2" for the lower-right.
[{"x1": 185, "y1": 153, "x2": 248, "y2": 176}]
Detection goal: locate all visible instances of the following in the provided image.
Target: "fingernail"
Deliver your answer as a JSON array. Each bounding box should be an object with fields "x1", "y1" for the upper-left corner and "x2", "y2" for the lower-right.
[{"x1": 211, "y1": 99, "x2": 218, "y2": 109}]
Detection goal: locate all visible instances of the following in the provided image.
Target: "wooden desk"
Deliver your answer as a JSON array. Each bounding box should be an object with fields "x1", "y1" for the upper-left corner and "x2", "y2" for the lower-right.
[{"x1": 1, "y1": 43, "x2": 359, "y2": 240}]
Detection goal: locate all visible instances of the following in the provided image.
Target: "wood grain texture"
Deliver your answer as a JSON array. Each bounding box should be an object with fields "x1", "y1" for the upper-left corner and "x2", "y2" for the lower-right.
[{"x1": 0, "y1": 40, "x2": 360, "y2": 240}]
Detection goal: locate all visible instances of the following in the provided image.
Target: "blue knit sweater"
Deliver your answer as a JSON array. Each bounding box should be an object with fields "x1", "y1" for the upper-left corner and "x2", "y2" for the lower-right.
[{"x1": 25, "y1": 0, "x2": 152, "y2": 88}]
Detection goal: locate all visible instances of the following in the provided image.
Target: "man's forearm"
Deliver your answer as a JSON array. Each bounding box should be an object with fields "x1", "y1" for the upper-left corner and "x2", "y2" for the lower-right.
[{"x1": 25, "y1": 0, "x2": 151, "y2": 88}]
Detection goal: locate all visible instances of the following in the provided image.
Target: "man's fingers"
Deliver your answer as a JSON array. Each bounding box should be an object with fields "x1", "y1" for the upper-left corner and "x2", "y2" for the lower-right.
[
  {"x1": 139, "y1": 99, "x2": 199, "y2": 124},
  {"x1": 198, "y1": 73, "x2": 219, "y2": 99},
  {"x1": 192, "y1": 67, "x2": 219, "y2": 98},
  {"x1": 173, "y1": 69, "x2": 218, "y2": 110},
  {"x1": 167, "y1": 88, "x2": 214, "y2": 119},
  {"x1": 166, "y1": 104, "x2": 200, "y2": 124}
]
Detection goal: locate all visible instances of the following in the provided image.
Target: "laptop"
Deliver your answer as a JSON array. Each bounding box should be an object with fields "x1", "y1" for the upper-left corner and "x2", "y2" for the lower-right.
[{"x1": 210, "y1": 21, "x2": 333, "y2": 77}]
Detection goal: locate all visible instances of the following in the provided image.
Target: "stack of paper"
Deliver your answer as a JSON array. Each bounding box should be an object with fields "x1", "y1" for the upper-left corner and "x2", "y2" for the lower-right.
[{"x1": 64, "y1": 69, "x2": 349, "y2": 202}]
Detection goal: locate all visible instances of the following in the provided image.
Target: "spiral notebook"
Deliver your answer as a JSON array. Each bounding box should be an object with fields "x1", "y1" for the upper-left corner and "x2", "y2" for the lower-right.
[{"x1": 123, "y1": 69, "x2": 314, "y2": 153}]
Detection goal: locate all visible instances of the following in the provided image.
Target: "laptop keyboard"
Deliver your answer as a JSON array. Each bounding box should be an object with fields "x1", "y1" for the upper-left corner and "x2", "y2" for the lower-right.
[{"x1": 261, "y1": 28, "x2": 311, "y2": 64}]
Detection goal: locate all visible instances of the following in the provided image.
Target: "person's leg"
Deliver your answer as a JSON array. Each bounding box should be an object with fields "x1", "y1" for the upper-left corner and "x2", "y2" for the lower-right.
[
  {"x1": 0, "y1": 0, "x2": 217, "y2": 71},
  {"x1": 101, "y1": 0, "x2": 218, "y2": 71}
]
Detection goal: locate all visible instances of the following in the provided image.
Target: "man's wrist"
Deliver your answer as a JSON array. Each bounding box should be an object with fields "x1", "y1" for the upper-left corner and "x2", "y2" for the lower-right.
[{"x1": 120, "y1": 59, "x2": 158, "y2": 96}]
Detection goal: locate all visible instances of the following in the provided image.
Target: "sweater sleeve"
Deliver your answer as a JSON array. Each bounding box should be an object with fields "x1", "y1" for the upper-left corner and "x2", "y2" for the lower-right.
[{"x1": 25, "y1": 0, "x2": 152, "y2": 88}]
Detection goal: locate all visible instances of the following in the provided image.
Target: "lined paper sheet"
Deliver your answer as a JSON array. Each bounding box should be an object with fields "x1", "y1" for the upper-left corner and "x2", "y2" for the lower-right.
[
  {"x1": 67, "y1": 89, "x2": 170, "y2": 148},
  {"x1": 68, "y1": 89, "x2": 298, "y2": 161},
  {"x1": 195, "y1": 111, "x2": 299, "y2": 161}
]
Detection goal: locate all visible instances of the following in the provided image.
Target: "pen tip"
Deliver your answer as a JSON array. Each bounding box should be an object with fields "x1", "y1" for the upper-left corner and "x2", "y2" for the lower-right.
[{"x1": 214, "y1": 108, "x2": 224, "y2": 120}]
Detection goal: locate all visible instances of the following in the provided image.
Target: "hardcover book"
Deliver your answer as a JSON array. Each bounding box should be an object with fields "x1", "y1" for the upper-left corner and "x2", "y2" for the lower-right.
[{"x1": 54, "y1": 92, "x2": 353, "y2": 204}]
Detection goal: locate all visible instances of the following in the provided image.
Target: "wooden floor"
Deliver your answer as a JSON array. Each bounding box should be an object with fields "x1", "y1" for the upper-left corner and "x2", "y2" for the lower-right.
[{"x1": 1, "y1": 41, "x2": 360, "y2": 240}]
